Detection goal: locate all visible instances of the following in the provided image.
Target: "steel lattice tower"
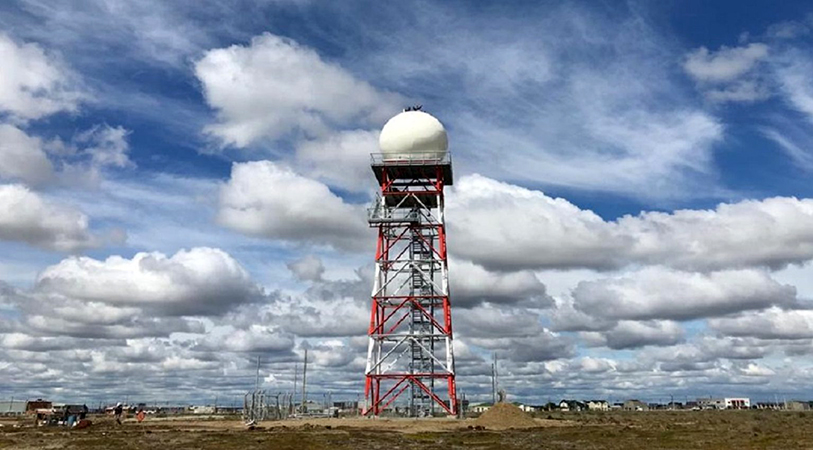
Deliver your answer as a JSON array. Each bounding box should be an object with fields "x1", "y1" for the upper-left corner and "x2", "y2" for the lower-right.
[{"x1": 363, "y1": 150, "x2": 457, "y2": 417}]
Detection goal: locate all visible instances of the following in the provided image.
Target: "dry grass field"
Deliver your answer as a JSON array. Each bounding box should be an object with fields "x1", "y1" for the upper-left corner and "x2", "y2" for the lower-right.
[{"x1": 3, "y1": 409, "x2": 813, "y2": 449}]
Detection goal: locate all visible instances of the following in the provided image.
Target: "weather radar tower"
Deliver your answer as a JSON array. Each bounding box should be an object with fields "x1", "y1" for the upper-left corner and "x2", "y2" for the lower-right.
[{"x1": 364, "y1": 107, "x2": 457, "y2": 417}]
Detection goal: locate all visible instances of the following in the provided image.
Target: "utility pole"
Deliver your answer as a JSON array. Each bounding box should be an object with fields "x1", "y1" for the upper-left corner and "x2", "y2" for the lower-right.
[
  {"x1": 255, "y1": 355, "x2": 262, "y2": 392},
  {"x1": 293, "y1": 363, "x2": 298, "y2": 412},
  {"x1": 491, "y1": 353, "x2": 497, "y2": 405},
  {"x1": 301, "y1": 349, "x2": 308, "y2": 413},
  {"x1": 492, "y1": 353, "x2": 499, "y2": 404}
]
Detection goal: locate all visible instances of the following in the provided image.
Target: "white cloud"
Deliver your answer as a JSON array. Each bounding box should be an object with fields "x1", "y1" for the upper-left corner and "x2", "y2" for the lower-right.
[
  {"x1": 684, "y1": 43, "x2": 768, "y2": 83},
  {"x1": 683, "y1": 43, "x2": 770, "y2": 103},
  {"x1": 470, "y1": 332, "x2": 573, "y2": 363},
  {"x1": 0, "y1": 33, "x2": 84, "y2": 121},
  {"x1": 23, "y1": 314, "x2": 203, "y2": 339},
  {"x1": 774, "y1": 49, "x2": 813, "y2": 123},
  {"x1": 35, "y1": 247, "x2": 261, "y2": 315},
  {"x1": 287, "y1": 255, "x2": 325, "y2": 282},
  {"x1": 295, "y1": 129, "x2": 379, "y2": 192},
  {"x1": 449, "y1": 175, "x2": 813, "y2": 271},
  {"x1": 195, "y1": 33, "x2": 401, "y2": 147},
  {"x1": 217, "y1": 161, "x2": 369, "y2": 250},
  {"x1": 742, "y1": 363, "x2": 775, "y2": 377},
  {"x1": 0, "y1": 184, "x2": 110, "y2": 251},
  {"x1": 766, "y1": 16, "x2": 813, "y2": 40},
  {"x1": 571, "y1": 267, "x2": 796, "y2": 322},
  {"x1": 75, "y1": 124, "x2": 133, "y2": 169},
  {"x1": 0, "y1": 123, "x2": 134, "y2": 188},
  {"x1": 454, "y1": 305, "x2": 545, "y2": 339},
  {"x1": 451, "y1": 259, "x2": 551, "y2": 308},
  {"x1": 355, "y1": 5, "x2": 724, "y2": 199},
  {"x1": 709, "y1": 307, "x2": 813, "y2": 340},
  {"x1": 0, "y1": 124, "x2": 54, "y2": 185},
  {"x1": 583, "y1": 320, "x2": 685, "y2": 350},
  {"x1": 194, "y1": 325, "x2": 294, "y2": 353},
  {"x1": 0, "y1": 332, "x2": 121, "y2": 351}
]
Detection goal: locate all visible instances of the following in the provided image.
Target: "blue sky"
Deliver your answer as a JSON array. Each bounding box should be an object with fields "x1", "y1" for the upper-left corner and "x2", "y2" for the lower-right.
[{"x1": 3, "y1": 0, "x2": 813, "y2": 406}]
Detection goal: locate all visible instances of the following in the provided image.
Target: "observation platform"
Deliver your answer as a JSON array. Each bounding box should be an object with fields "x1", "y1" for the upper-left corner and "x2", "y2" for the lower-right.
[{"x1": 370, "y1": 152, "x2": 454, "y2": 186}]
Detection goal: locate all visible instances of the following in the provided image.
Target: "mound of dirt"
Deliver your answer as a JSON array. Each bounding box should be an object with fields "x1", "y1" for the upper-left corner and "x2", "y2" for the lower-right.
[{"x1": 474, "y1": 403, "x2": 537, "y2": 429}]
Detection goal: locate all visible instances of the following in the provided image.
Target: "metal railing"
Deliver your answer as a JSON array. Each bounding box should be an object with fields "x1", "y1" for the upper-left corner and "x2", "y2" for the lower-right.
[
  {"x1": 370, "y1": 152, "x2": 451, "y2": 165},
  {"x1": 368, "y1": 202, "x2": 420, "y2": 223}
]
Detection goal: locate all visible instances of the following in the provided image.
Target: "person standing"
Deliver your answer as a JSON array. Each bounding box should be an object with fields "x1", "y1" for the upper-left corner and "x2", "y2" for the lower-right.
[{"x1": 114, "y1": 403, "x2": 124, "y2": 425}]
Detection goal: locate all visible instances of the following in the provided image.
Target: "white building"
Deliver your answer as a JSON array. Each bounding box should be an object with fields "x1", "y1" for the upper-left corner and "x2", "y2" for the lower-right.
[
  {"x1": 190, "y1": 405, "x2": 216, "y2": 414},
  {"x1": 470, "y1": 404, "x2": 491, "y2": 414},
  {"x1": 724, "y1": 398, "x2": 750, "y2": 409},
  {"x1": 586, "y1": 400, "x2": 609, "y2": 411},
  {"x1": 698, "y1": 398, "x2": 750, "y2": 410}
]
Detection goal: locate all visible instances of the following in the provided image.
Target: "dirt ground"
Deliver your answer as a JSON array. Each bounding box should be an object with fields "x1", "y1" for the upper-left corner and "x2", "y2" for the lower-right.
[{"x1": 3, "y1": 410, "x2": 813, "y2": 449}]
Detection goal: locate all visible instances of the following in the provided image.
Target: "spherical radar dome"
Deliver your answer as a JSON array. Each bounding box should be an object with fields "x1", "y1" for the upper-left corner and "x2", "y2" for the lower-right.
[{"x1": 379, "y1": 110, "x2": 448, "y2": 160}]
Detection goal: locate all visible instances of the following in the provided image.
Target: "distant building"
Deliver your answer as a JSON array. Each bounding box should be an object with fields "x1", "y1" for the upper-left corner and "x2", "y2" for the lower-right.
[
  {"x1": 726, "y1": 398, "x2": 750, "y2": 409},
  {"x1": 25, "y1": 399, "x2": 52, "y2": 415},
  {"x1": 787, "y1": 401, "x2": 810, "y2": 411},
  {"x1": 623, "y1": 400, "x2": 648, "y2": 411},
  {"x1": 518, "y1": 404, "x2": 542, "y2": 413},
  {"x1": 697, "y1": 398, "x2": 750, "y2": 410},
  {"x1": 189, "y1": 405, "x2": 216, "y2": 415},
  {"x1": 559, "y1": 400, "x2": 586, "y2": 412},
  {"x1": 586, "y1": 400, "x2": 609, "y2": 411},
  {"x1": 470, "y1": 403, "x2": 491, "y2": 414},
  {"x1": 333, "y1": 400, "x2": 359, "y2": 410}
]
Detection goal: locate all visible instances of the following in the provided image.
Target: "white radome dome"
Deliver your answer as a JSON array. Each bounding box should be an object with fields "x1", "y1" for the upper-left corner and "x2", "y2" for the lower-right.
[{"x1": 379, "y1": 110, "x2": 448, "y2": 160}]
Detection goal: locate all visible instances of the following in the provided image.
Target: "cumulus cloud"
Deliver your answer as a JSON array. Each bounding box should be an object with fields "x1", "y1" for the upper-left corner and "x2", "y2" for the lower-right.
[
  {"x1": 0, "y1": 123, "x2": 134, "y2": 189},
  {"x1": 0, "y1": 33, "x2": 84, "y2": 121},
  {"x1": 0, "y1": 184, "x2": 114, "y2": 251},
  {"x1": 36, "y1": 247, "x2": 261, "y2": 316},
  {"x1": 287, "y1": 255, "x2": 325, "y2": 282},
  {"x1": 195, "y1": 33, "x2": 400, "y2": 147},
  {"x1": 571, "y1": 267, "x2": 796, "y2": 322},
  {"x1": 583, "y1": 320, "x2": 685, "y2": 350},
  {"x1": 451, "y1": 259, "x2": 552, "y2": 308},
  {"x1": 295, "y1": 129, "x2": 379, "y2": 192},
  {"x1": 709, "y1": 307, "x2": 813, "y2": 340},
  {"x1": 266, "y1": 291, "x2": 370, "y2": 339},
  {"x1": 23, "y1": 314, "x2": 204, "y2": 340},
  {"x1": 449, "y1": 174, "x2": 813, "y2": 271},
  {"x1": 470, "y1": 332, "x2": 574, "y2": 363},
  {"x1": 454, "y1": 305, "x2": 545, "y2": 339},
  {"x1": 0, "y1": 124, "x2": 54, "y2": 185},
  {"x1": 217, "y1": 161, "x2": 369, "y2": 250},
  {"x1": 193, "y1": 325, "x2": 295, "y2": 353},
  {"x1": 642, "y1": 337, "x2": 772, "y2": 372},
  {"x1": 0, "y1": 332, "x2": 123, "y2": 352}
]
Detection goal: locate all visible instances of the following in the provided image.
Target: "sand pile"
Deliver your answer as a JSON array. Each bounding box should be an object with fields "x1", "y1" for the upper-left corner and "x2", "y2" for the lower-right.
[{"x1": 474, "y1": 403, "x2": 537, "y2": 429}]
